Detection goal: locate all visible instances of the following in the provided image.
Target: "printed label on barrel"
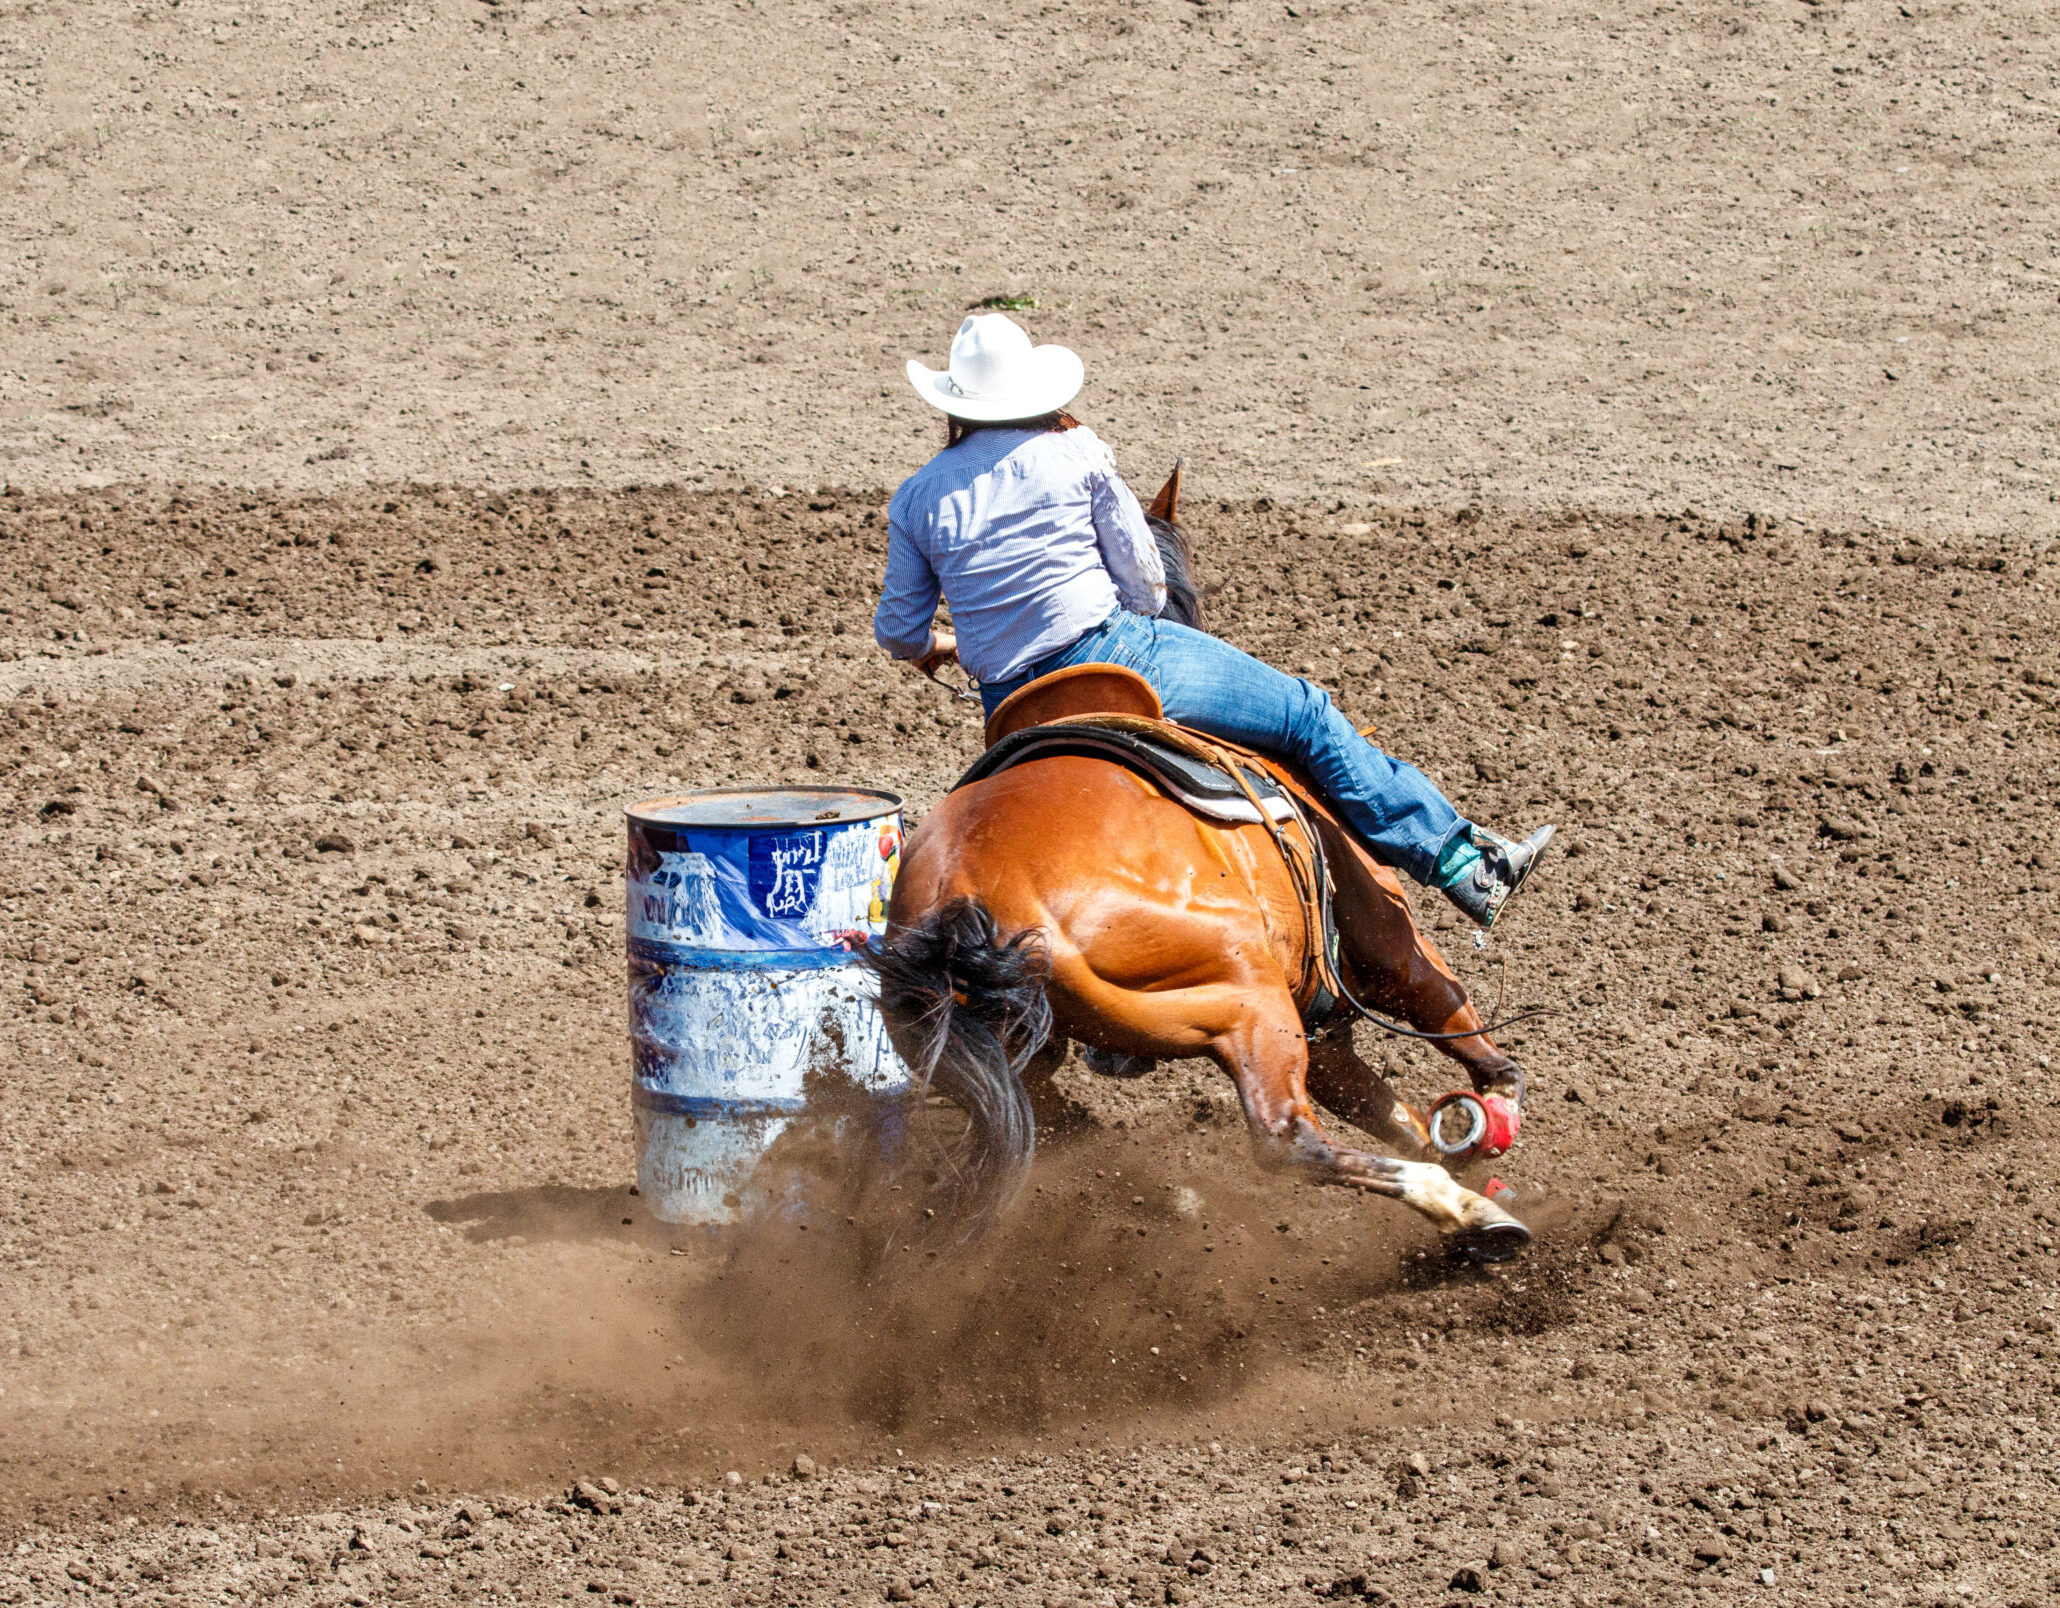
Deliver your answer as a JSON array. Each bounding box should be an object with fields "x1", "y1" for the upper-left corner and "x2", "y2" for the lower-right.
[
  {"x1": 633, "y1": 852, "x2": 727, "y2": 943},
  {"x1": 748, "y1": 831, "x2": 825, "y2": 920},
  {"x1": 628, "y1": 814, "x2": 900, "y2": 951}
]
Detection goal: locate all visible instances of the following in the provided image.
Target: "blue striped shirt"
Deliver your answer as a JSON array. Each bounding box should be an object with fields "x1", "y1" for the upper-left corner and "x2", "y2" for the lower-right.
[{"x1": 874, "y1": 425, "x2": 1167, "y2": 685}]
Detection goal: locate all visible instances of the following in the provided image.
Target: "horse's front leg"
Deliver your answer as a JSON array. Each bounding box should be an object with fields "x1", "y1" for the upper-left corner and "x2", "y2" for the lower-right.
[
  {"x1": 1212, "y1": 996, "x2": 1529, "y2": 1260},
  {"x1": 1326, "y1": 831, "x2": 1527, "y2": 1111},
  {"x1": 1305, "y1": 1032, "x2": 1435, "y2": 1161}
]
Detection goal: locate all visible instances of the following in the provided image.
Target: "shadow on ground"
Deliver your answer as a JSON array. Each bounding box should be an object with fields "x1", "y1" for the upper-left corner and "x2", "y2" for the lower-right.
[{"x1": 424, "y1": 1183, "x2": 685, "y2": 1246}]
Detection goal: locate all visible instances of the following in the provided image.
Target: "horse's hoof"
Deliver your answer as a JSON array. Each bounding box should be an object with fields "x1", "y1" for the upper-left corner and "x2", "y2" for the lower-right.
[
  {"x1": 1452, "y1": 1217, "x2": 1532, "y2": 1264},
  {"x1": 1427, "y1": 1091, "x2": 1522, "y2": 1162}
]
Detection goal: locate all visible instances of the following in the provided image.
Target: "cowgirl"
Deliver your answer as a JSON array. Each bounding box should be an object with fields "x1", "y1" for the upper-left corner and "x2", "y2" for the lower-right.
[{"x1": 874, "y1": 314, "x2": 1551, "y2": 928}]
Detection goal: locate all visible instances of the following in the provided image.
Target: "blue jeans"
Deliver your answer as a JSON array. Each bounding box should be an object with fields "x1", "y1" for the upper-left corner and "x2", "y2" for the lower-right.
[{"x1": 978, "y1": 611, "x2": 1469, "y2": 885}]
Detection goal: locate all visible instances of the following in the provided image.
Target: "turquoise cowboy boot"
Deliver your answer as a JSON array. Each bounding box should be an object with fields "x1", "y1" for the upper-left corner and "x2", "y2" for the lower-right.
[{"x1": 1436, "y1": 824, "x2": 1556, "y2": 930}]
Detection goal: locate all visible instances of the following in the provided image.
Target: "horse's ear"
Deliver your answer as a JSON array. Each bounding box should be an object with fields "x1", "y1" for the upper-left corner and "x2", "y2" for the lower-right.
[{"x1": 1146, "y1": 458, "x2": 1184, "y2": 524}]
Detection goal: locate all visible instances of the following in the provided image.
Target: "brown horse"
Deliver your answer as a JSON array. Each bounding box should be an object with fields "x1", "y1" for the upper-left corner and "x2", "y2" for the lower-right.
[{"x1": 864, "y1": 475, "x2": 1533, "y2": 1260}]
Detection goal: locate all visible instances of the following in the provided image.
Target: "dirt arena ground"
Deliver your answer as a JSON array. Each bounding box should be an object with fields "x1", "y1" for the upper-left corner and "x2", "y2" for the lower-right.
[
  {"x1": 2, "y1": 488, "x2": 2056, "y2": 1607},
  {"x1": 4, "y1": 1, "x2": 2060, "y2": 1607}
]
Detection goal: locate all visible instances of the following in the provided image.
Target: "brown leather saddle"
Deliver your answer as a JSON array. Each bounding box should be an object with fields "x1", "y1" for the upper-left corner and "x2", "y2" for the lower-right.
[
  {"x1": 983, "y1": 664, "x2": 1164, "y2": 746},
  {"x1": 958, "y1": 666, "x2": 1346, "y2": 1030},
  {"x1": 971, "y1": 668, "x2": 1296, "y2": 827}
]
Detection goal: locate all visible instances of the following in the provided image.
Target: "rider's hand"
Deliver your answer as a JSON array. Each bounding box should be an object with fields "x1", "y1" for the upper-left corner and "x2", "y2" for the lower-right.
[{"x1": 915, "y1": 630, "x2": 958, "y2": 675}]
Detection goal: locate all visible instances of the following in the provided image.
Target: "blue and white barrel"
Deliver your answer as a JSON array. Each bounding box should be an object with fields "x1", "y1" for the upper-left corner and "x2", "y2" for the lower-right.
[{"x1": 624, "y1": 788, "x2": 909, "y2": 1225}]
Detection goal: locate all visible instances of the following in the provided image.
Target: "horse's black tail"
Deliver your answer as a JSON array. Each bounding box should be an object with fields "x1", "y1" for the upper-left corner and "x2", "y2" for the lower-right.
[
  {"x1": 859, "y1": 897, "x2": 1049, "y2": 1230},
  {"x1": 1148, "y1": 513, "x2": 1205, "y2": 631}
]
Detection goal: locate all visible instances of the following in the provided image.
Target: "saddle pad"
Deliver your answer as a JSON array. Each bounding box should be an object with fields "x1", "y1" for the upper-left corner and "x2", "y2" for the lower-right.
[{"x1": 956, "y1": 721, "x2": 1299, "y2": 827}]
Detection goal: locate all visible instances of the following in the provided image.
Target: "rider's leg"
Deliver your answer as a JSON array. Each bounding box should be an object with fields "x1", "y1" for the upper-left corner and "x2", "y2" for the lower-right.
[
  {"x1": 981, "y1": 610, "x2": 1550, "y2": 917},
  {"x1": 1125, "y1": 614, "x2": 1467, "y2": 885},
  {"x1": 1134, "y1": 616, "x2": 1555, "y2": 919}
]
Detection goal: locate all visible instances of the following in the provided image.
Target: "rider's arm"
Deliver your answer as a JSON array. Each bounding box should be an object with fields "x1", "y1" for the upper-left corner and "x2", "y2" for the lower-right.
[
  {"x1": 873, "y1": 515, "x2": 944, "y2": 662},
  {"x1": 1084, "y1": 434, "x2": 1167, "y2": 617}
]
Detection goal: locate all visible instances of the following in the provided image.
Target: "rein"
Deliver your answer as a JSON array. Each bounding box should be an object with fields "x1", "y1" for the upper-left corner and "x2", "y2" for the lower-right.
[{"x1": 919, "y1": 662, "x2": 983, "y2": 706}]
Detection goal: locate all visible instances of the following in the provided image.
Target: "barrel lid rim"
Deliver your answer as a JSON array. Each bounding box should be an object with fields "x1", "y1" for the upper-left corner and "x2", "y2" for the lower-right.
[{"x1": 625, "y1": 785, "x2": 903, "y2": 828}]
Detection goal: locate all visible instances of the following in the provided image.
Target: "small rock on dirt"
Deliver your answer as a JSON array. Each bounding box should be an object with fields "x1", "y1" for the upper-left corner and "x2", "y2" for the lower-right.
[
  {"x1": 569, "y1": 1480, "x2": 622, "y2": 1515},
  {"x1": 791, "y1": 1454, "x2": 818, "y2": 1481},
  {"x1": 313, "y1": 831, "x2": 354, "y2": 854},
  {"x1": 1777, "y1": 962, "x2": 1820, "y2": 1001}
]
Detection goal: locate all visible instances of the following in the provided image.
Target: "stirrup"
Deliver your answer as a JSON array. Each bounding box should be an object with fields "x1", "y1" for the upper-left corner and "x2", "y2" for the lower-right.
[{"x1": 1444, "y1": 824, "x2": 1556, "y2": 929}]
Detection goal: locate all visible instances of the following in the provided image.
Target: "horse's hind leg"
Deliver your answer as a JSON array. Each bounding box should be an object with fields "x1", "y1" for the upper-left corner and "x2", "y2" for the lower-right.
[
  {"x1": 1213, "y1": 996, "x2": 1528, "y2": 1257},
  {"x1": 1047, "y1": 946, "x2": 1527, "y2": 1254},
  {"x1": 1305, "y1": 1033, "x2": 1435, "y2": 1161}
]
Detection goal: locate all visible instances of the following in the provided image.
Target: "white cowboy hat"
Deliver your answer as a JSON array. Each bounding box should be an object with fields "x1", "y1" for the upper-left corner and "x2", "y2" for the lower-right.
[{"x1": 905, "y1": 313, "x2": 1085, "y2": 421}]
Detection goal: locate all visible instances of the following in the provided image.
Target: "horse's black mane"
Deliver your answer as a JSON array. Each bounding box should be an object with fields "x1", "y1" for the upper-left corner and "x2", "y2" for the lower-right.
[{"x1": 1148, "y1": 514, "x2": 1204, "y2": 631}]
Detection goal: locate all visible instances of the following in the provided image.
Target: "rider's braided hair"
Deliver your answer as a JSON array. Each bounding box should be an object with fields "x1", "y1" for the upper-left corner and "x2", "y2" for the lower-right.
[{"x1": 944, "y1": 410, "x2": 1081, "y2": 450}]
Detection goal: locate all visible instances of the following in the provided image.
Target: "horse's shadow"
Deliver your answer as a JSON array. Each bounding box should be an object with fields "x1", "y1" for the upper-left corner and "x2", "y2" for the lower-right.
[{"x1": 424, "y1": 1183, "x2": 674, "y2": 1246}]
